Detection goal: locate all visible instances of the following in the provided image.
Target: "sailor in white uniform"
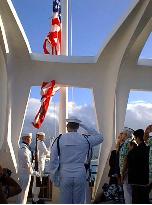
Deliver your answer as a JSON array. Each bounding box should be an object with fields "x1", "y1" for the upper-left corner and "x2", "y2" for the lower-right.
[
  {"x1": 50, "y1": 118, "x2": 103, "y2": 204},
  {"x1": 32, "y1": 132, "x2": 49, "y2": 203},
  {"x1": 18, "y1": 133, "x2": 33, "y2": 204}
]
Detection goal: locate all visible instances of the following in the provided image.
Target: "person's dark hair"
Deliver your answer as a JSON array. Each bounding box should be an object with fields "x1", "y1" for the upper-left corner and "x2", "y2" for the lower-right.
[
  {"x1": 129, "y1": 141, "x2": 137, "y2": 149},
  {"x1": 133, "y1": 129, "x2": 144, "y2": 141},
  {"x1": 67, "y1": 122, "x2": 79, "y2": 130}
]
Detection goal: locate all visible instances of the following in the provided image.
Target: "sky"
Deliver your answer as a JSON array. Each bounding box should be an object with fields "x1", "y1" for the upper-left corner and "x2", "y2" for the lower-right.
[
  {"x1": 12, "y1": 0, "x2": 139, "y2": 55},
  {"x1": 11, "y1": 0, "x2": 152, "y2": 142}
]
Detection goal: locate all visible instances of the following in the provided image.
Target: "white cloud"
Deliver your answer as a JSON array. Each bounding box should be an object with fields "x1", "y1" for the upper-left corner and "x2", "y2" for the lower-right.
[
  {"x1": 24, "y1": 99, "x2": 97, "y2": 133},
  {"x1": 22, "y1": 98, "x2": 98, "y2": 153},
  {"x1": 22, "y1": 98, "x2": 152, "y2": 154},
  {"x1": 24, "y1": 98, "x2": 152, "y2": 133},
  {"x1": 125, "y1": 101, "x2": 152, "y2": 130},
  {"x1": 22, "y1": 98, "x2": 60, "y2": 148},
  {"x1": 68, "y1": 101, "x2": 97, "y2": 128}
]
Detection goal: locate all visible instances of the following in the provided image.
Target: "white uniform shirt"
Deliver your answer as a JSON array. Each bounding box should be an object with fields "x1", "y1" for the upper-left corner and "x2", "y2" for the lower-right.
[
  {"x1": 37, "y1": 140, "x2": 49, "y2": 172},
  {"x1": 37, "y1": 140, "x2": 48, "y2": 161},
  {"x1": 50, "y1": 128, "x2": 103, "y2": 178},
  {"x1": 18, "y1": 143, "x2": 33, "y2": 174}
]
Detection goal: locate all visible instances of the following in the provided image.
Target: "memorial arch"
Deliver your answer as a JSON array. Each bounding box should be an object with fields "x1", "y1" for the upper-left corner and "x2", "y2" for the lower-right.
[{"x1": 0, "y1": 0, "x2": 152, "y2": 202}]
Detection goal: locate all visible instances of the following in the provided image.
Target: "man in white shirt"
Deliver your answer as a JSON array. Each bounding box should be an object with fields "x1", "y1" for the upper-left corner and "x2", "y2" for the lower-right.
[
  {"x1": 50, "y1": 118, "x2": 103, "y2": 204},
  {"x1": 32, "y1": 132, "x2": 49, "y2": 204},
  {"x1": 18, "y1": 133, "x2": 33, "y2": 204}
]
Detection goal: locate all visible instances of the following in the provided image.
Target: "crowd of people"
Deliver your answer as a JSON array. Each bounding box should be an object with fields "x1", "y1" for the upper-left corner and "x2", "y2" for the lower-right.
[
  {"x1": 103, "y1": 125, "x2": 152, "y2": 204},
  {"x1": 0, "y1": 120, "x2": 152, "y2": 204}
]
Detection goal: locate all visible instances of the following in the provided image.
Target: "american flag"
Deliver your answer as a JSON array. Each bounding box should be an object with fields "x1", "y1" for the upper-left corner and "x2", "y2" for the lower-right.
[
  {"x1": 43, "y1": 0, "x2": 61, "y2": 55},
  {"x1": 32, "y1": 80, "x2": 60, "y2": 129}
]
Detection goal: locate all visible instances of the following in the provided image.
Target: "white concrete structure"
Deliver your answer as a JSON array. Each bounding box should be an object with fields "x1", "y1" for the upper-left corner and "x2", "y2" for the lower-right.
[{"x1": 1, "y1": 0, "x2": 152, "y2": 202}]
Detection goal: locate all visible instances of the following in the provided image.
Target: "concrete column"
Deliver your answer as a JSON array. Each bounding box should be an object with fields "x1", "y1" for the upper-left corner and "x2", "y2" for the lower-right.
[
  {"x1": 116, "y1": 84, "x2": 130, "y2": 137},
  {"x1": 59, "y1": 87, "x2": 68, "y2": 133}
]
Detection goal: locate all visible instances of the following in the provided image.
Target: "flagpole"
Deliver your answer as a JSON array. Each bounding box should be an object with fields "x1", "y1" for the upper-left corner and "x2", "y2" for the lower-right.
[
  {"x1": 68, "y1": 0, "x2": 72, "y2": 56},
  {"x1": 59, "y1": 0, "x2": 69, "y2": 134},
  {"x1": 68, "y1": 0, "x2": 73, "y2": 115},
  {"x1": 61, "y1": 0, "x2": 68, "y2": 55}
]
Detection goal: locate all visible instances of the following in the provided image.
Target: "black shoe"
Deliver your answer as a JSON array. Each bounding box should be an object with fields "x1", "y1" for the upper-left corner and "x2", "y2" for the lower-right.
[
  {"x1": 32, "y1": 199, "x2": 37, "y2": 204},
  {"x1": 32, "y1": 199, "x2": 45, "y2": 204},
  {"x1": 37, "y1": 199, "x2": 45, "y2": 204}
]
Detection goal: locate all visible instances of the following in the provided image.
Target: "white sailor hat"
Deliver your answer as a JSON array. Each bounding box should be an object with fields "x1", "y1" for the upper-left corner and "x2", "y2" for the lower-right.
[
  {"x1": 36, "y1": 132, "x2": 45, "y2": 136},
  {"x1": 22, "y1": 133, "x2": 32, "y2": 138},
  {"x1": 66, "y1": 118, "x2": 81, "y2": 124}
]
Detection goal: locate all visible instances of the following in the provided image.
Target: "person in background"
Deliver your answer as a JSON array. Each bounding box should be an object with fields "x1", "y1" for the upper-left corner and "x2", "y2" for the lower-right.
[
  {"x1": 108, "y1": 132, "x2": 123, "y2": 185},
  {"x1": 121, "y1": 140, "x2": 137, "y2": 179},
  {"x1": 104, "y1": 132, "x2": 124, "y2": 203},
  {"x1": 50, "y1": 118, "x2": 103, "y2": 204},
  {"x1": 0, "y1": 165, "x2": 7, "y2": 204},
  {"x1": 0, "y1": 165, "x2": 22, "y2": 204},
  {"x1": 144, "y1": 124, "x2": 152, "y2": 187},
  {"x1": 119, "y1": 127, "x2": 134, "y2": 204},
  {"x1": 121, "y1": 141, "x2": 137, "y2": 201},
  {"x1": 128, "y1": 141, "x2": 137, "y2": 150},
  {"x1": 127, "y1": 129, "x2": 149, "y2": 204},
  {"x1": 18, "y1": 133, "x2": 33, "y2": 204},
  {"x1": 32, "y1": 132, "x2": 49, "y2": 204}
]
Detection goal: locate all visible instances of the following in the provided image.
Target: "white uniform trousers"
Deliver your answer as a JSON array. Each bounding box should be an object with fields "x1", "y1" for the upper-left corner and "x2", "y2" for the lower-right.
[
  {"x1": 18, "y1": 173, "x2": 31, "y2": 204},
  {"x1": 60, "y1": 176, "x2": 86, "y2": 204},
  {"x1": 123, "y1": 175, "x2": 132, "y2": 204},
  {"x1": 32, "y1": 175, "x2": 41, "y2": 202},
  {"x1": 32, "y1": 161, "x2": 44, "y2": 202}
]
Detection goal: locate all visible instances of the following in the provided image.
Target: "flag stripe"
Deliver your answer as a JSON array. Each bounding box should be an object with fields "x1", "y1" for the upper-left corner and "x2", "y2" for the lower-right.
[
  {"x1": 43, "y1": 0, "x2": 61, "y2": 55},
  {"x1": 32, "y1": 80, "x2": 60, "y2": 129}
]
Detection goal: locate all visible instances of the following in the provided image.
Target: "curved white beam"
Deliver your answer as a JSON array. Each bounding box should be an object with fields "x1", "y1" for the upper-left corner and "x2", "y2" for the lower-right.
[
  {"x1": 0, "y1": 47, "x2": 7, "y2": 150},
  {"x1": 93, "y1": 0, "x2": 151, "y2": 198},
  {"x1": 1, "y1": 0, "x2": 152, "y2": 202},
  {"x1": 115, "y1": 1, "x2": 152, "y2": 154},
  {"x1": 31, "y1": 53, "x2": 97, "y2": 63},
  {"x1": 0, "y1": 15, "x2": 9, "y2": 54},
  {"x1": 0, "y1": 0, "x2": 31, "y2": 55},
  {"x1": 96, "y1": 0, "x2": 139, "y2": 60}
]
